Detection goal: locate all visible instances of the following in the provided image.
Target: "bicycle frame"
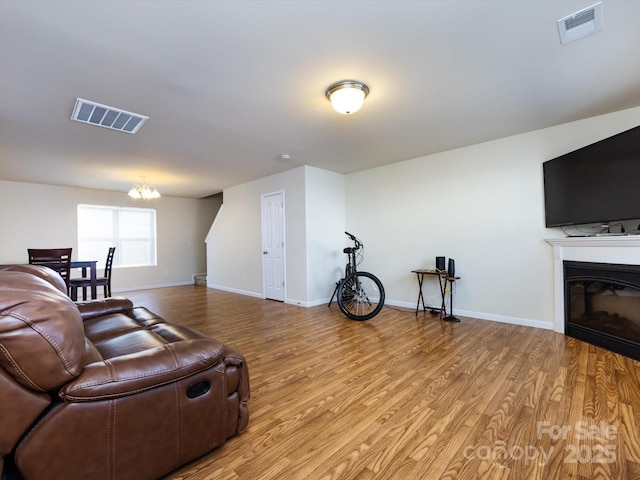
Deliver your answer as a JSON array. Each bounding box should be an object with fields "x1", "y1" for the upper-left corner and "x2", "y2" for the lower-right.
[
  {"x1": 329, "y1": 232, "x2": 363, "y2": 306},
  {"x1": 329, "y1": 231, "x2": 385, "y2": 320},
  {"x1": 344, "y1": 250, "x2": 357, "y2": 279},
  {"x1": 343, "y1": 232, "x2": 363, "y2": 278}
]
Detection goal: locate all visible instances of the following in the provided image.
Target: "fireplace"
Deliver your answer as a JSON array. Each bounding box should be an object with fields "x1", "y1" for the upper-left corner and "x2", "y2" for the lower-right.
[{"x1": 564, "y1": 260, "x2": 640, "y2": 361}]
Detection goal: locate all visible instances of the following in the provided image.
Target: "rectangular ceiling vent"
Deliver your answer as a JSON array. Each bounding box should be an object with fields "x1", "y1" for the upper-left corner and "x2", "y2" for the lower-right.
[
  {"x1": 71, "y1": 98, "x2": 148, "y2": 134},
  {"x1": 557, "y1": 2, "x2": 603, "y2": 45}
]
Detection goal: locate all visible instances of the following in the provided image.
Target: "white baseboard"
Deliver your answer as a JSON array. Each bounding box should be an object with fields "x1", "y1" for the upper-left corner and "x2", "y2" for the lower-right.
[
  {"x1": 114, "y1": 281, "x2": 193, "y2": 293},
  {"x1": 383, "y1": 298, "x2": 419, "y2": 310},
  {"x1": 384, "y1": 299, "x2": 552, "y2": 329},
  {"x1": 285, "y1": 298, "x2": 309, "y2": 307},
  {"x1": 192, "y1": 286, "x2": 554, "y2": 331},
  {"x1": 305, "y1": 297, "x2": 332, "y2": 307},
  {"x1": 206, "y1": 283, "x2": 264, "y2": 299},
  {"x1": 454, "y1": 309, "x2": 553, "y2": 330}
]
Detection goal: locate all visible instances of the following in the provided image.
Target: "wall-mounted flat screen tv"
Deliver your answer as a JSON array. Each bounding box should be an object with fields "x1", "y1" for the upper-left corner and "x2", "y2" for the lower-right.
[{"x1": 543, "y1": 125, "x2": 640, "y2": 227}]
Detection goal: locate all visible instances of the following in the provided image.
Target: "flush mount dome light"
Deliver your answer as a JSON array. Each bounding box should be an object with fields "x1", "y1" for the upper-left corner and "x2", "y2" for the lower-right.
[{"x1": 325, "y1": 80, "x2": 369, "y2": 115}]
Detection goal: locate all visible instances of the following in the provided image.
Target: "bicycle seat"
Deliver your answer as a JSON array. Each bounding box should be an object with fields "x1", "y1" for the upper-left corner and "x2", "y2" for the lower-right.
[{"x1": 343, "y1": 247, "x2": 356, "y2": 254}]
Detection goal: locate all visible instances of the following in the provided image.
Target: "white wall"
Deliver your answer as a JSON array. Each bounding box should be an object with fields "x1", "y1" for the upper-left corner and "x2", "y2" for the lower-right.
[
  {"x1": 207, "y1": 166, "x2": 309, "y2": 302},
  {"x1": 205, "y1": 105, "x2": 640, "y2": 329},
  {"x1": 0, "y1": 180, "x2": 217, "y2": 291},
  {"x1": 305, "y1": 167, "x2": 346, "y2": 305},
  {"x1": 346, "y1": 106, "x2": 640, "y2": 328},
  {"x1": 206, "y1": 165, "x2": 346, "y2": 306}
]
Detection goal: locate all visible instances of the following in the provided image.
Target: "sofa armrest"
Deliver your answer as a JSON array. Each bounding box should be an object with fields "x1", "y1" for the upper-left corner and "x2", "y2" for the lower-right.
[
  {"x1": 59, "y1": 338, "x2": 226, "y2": 401},
  {"x1": 76, "y1": 297, "x2": 134, "y2": 320},
  {"x1": 224, "y1": 348, "x2": 250, "y2": 402}
]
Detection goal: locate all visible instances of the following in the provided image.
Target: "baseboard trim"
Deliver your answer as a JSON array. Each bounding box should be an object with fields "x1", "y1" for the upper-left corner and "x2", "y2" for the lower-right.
[
  {"x1": 206, "y1": 283, "x2": 264, "y2": 299},
  {"x1": 452, "y1": 309, "x2": 552, "y2": 330},
  {"x1": 114, "y1": 281, "x2": 193, "y2": 293},
  {"x1": 197, "y1": 287, "x2": 554, "y2": 331},
  {"x1": 380, "y1": 299, "x2": 553, "y2": 330}
]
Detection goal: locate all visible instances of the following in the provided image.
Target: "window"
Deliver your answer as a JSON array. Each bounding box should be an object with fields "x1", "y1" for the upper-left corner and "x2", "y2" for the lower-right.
[{"x1": 78, "y1": 204, "x2": 157, "y2": 267}]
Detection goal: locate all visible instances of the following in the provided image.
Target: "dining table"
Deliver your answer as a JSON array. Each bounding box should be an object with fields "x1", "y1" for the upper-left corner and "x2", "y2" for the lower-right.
[{"x1": 71, "y1": 260, "x2": 98, "y2": 300}]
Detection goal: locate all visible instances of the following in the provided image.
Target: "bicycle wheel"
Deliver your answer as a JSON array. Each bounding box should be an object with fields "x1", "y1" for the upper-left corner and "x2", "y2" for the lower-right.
[{"x1": 337, "y1": 271, "x2": 385, "y2": 321}]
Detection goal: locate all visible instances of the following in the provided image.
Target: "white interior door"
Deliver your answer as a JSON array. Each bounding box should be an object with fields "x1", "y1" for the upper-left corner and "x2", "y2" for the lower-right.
[{"x1": 261, "y1": 191, "x2": 285, "y2": 301}]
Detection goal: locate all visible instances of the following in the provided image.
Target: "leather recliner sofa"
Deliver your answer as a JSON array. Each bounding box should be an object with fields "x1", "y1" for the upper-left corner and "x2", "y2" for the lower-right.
[{"x1": 0, "y1": 264, "x2": 249, "y2": 480}]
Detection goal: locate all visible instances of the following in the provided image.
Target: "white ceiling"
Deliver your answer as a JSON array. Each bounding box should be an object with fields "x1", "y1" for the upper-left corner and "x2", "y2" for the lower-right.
[{"x1": 1, "y1": 1, "x2": 640, "y2": 199}]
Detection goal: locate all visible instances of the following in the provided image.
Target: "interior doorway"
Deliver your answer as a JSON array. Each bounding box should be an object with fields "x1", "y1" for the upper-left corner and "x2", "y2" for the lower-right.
[{"x1": 261, "y1": 191, "x2": 285, "y2": 301}]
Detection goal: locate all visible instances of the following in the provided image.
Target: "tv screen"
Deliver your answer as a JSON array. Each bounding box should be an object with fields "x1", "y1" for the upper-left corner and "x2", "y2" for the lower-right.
[{"x1": 543, "y1": 125, "x2": 640, "y2": 227}]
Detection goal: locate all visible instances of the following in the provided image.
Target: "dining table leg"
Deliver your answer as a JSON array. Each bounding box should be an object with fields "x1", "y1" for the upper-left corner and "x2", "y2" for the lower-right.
[
  {"x1": 71, "y1": 260, "x2": 99, "y2": 301},
  {"x1": 89, "y1": 263, "x2": 97, "y2": 300}
]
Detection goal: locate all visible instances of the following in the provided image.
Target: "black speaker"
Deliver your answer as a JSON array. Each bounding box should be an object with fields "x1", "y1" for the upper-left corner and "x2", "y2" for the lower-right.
[
  {"x1": 447, "y1": 258, "x2": 455, "y2": 277},
  {"x1": 436, "y1": 256, "x2": 445, "y2": 271}
]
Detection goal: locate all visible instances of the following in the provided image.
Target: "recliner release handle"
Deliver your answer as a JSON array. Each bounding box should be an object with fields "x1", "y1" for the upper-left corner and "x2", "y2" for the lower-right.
[{"x1": 186, "y1": 380, "x2": 211, "y2": 399}]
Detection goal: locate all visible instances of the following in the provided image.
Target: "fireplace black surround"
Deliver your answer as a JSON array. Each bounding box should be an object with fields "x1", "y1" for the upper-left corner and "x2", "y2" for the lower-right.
[{"x1": 564, "y1": 260, "x2": 640, "y2": 361}]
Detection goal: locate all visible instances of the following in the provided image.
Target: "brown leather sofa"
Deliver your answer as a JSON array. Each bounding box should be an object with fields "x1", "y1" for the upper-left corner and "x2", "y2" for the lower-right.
[{"x1": 0, "y1": 265, "x2": 249, "y2": 480}]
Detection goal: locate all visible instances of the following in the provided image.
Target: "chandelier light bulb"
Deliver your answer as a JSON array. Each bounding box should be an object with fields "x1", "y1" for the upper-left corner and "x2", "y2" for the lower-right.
[{"x1": 128, "y1": 178, "x2": 161, "y2": 200}]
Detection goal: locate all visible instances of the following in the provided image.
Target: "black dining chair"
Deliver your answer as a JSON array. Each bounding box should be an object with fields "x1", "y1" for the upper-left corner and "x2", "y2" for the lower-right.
[
  {"x1": 70, "y1": 247, "x2": 116, "y2": 301},
  {"x1": 27, "y1": 248, "x2": 73, "y2": 294}
]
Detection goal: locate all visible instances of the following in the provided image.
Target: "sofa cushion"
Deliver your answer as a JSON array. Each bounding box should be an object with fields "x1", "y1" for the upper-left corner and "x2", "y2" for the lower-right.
[
  {"x1": 0, "y1": 264, "x2": 67, "y2": 294},
  {"x1": 0, "y1": 270, "x2": 85, "y2": 391}
]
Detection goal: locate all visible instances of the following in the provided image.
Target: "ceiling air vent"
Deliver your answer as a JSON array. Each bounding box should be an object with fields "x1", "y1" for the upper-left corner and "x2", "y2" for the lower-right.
[
  {"x1": 71, "y1": 98, "x2": 148, "y2": 134},
  {"x1": 557, "y1": 2, "x2": 602, "y2": 45}
]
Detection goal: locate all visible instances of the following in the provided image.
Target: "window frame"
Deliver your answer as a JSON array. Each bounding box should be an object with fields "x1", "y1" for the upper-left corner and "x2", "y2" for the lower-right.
[{"x1": 77, "y1": 204, "x2": 158, "y2": 268}]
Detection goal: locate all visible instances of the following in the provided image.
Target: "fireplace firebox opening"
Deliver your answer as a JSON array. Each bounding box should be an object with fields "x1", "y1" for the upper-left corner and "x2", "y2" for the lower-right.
[{"x1": 564, "y1": 260, "x2": 640, "y2": 361}]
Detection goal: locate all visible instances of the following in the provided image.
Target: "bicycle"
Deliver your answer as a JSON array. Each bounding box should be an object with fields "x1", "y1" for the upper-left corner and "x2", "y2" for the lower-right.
[{"x1": 328, "y1": 231, "x2": 385, "y2": 320}]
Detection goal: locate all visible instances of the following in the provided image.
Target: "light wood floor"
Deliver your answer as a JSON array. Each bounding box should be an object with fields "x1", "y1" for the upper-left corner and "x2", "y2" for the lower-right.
[{"x1": 122, "y1": 285, "x2": 640, "y2": 480}]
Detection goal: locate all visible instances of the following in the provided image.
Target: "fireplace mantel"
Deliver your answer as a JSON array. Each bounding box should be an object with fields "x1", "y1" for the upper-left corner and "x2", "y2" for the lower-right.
[
  {"x1": 546, "y1": 236, "x2": 640, "y2": 248},
  {"x1": 545, "y1": 235, "x2": 640, "y2": 333}
]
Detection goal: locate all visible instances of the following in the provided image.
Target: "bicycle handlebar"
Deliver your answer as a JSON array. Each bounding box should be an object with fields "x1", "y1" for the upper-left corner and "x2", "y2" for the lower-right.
[{"x1": 345, "y1": 231, "x2": 362, "y2": 249}]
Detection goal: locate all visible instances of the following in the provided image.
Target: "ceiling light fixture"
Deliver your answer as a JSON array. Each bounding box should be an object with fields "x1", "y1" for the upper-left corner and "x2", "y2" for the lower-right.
[
  {"x1": 326, "y1": 80, "x2": 369, "y2": 115},
  {"x1": 128, "y1": 178, "x2": 161, "y2": 200}
]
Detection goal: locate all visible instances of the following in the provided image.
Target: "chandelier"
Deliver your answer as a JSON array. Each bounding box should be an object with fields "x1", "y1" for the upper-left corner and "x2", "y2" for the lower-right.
[{"x1": 128, "y1": 178, "x2": 161, "y2": 199}]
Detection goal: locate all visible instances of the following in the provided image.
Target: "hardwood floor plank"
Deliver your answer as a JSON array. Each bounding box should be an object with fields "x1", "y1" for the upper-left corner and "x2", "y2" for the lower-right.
[{"x1": 120, "y1": 286, "x2": 640, "y2": 480}]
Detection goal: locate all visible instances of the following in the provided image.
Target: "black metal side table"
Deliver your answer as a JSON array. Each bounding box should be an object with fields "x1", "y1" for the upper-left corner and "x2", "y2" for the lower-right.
[{"x1": 442, "y1": 275, "x2": 461, "y2": 322}]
